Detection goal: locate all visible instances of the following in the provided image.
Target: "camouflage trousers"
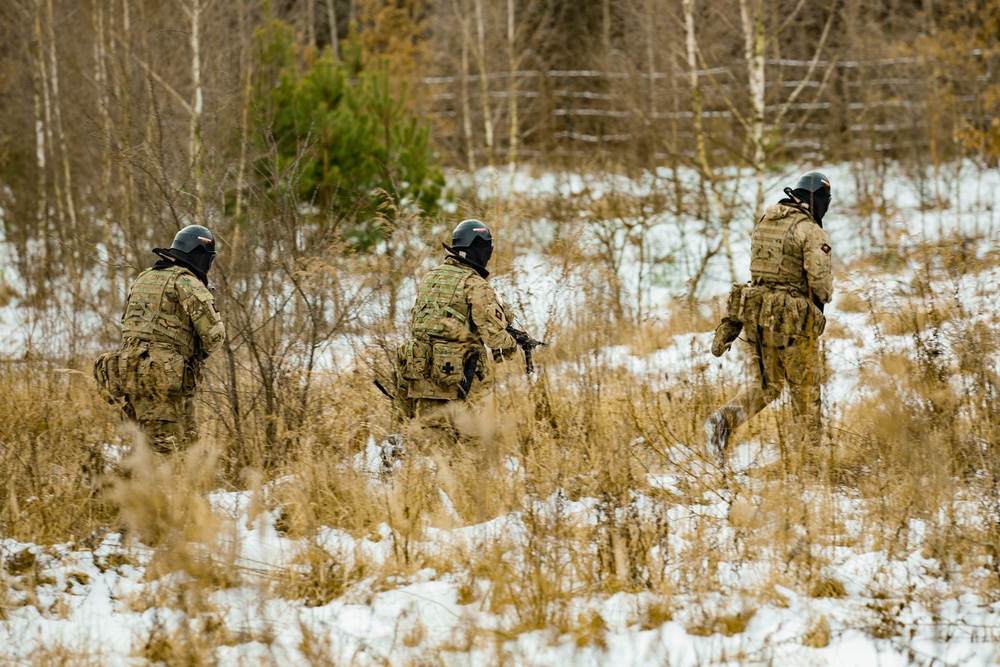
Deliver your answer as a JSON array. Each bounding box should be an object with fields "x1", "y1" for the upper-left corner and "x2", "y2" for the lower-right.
[
  {"x1": 123, "y1": 391, "x2": 198, "y2": 455},
  {"x1": 715, "y1": 328, "x2": 823, "y2": 447},
  {"x1": 392, "y1": 390, "x2": 492, "y2": 449}
]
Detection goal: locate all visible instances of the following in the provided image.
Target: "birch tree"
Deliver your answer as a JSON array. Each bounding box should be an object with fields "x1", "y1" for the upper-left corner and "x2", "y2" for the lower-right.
[
  {"x1": 472, "y1": 0, "x2": 495, "y2": 168},
  {"x1": 740, "y1": 0, "x2": 766, "y2": 218},
  {"x1": 182, "y1": 0, "x2": 205, "y2": 224},
  {"x1": 681, "y1": 0, "x2": 736, "y2": 290},
  {"x1": 506, "y1": 0, "x2": 517, "y2": 180},
  {"x1": 458, "y1": 0, "x2": 476, "y2": 171},
  {"x1": 504, "y1": 0, "x2": 557, "y2": 179},
  {"x1": 93, "y1": 0, "x2": 122, "y2": 312},
  {"x1": 46, "y1": 0, "x2": 77, "y2": 243}
]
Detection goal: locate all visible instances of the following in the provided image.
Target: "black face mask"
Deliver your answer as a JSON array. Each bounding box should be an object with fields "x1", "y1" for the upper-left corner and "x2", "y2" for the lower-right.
[
  {"x1": 452, "y1": 237, "x2": 493, "y2": 267},
  {"x1": 152, "y1": 247, "x2": 214, "y2": 285},
  {"x1": 792, "y1": 188, "x2": 831, "y2": 225},
  {"x1": 183, "y1": 247, "x2": 216, "y2": 276},
  {"x1": 468, "y1": 237, "x2": 493, "y2": 267},
  {"x1": 444, "y1": 238, "x2": 494, "y2": 279},
  {"x1": 811, "y1": 193, "x2": 831, "y2": 224}
]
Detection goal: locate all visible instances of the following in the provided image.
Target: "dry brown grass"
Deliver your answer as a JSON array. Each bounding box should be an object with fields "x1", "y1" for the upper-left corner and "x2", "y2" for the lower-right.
[
  {"x1": 834, "y1": 290, "x2": 871, "y2": 314},
  {"x1": 802, "y1": 615, "x2": 831, "y2": 648},
  {"x1": 7, "y1": 240, "x2": 1000, "y2": 662},
  {"x1": 686, "y1": 607, "x2": 757, "y2": 637},
  {"x1": 0, "y1": 364, "x2": 119, "y2": 543}
]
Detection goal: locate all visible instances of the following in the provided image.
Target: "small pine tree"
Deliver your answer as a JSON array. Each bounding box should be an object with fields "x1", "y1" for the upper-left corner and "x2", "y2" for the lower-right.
[{"x1": 248, "y1": 18, "x2": 443, "y2": 249}]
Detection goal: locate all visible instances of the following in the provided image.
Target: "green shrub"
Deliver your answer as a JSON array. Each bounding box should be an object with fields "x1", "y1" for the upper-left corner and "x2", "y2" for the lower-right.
[{"x1": 248, "y1": 19, "x2": 444, "y2": 250}]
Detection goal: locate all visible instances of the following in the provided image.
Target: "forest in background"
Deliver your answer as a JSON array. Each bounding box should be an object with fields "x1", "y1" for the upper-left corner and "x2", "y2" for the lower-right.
[{"x1": 0, "y1": 0, "x2": 997, "y2": 298}]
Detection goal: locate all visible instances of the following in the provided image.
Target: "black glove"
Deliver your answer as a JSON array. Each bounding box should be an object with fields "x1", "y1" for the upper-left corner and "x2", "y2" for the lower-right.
[
  {"x1": 711, "y1": 318, "x2": 743, "y2": 357},
  {"x1": 506, "y1": 325, "x2": 543, "y2": 350}
]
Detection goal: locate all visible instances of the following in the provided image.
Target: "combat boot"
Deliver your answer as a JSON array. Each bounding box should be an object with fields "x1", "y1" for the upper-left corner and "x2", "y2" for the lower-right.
[
  {"x1": 379, "y1": 434, "x2": 406, "y2": 475},
  {"x1": 703, "y1": 411, "x2": 731, "y2": 459}
]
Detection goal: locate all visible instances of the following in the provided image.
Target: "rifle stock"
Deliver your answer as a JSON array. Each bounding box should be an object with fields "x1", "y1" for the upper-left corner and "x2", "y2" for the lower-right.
[{"x1": 457, "y1": 350, "x2": 480, "y2": 399}]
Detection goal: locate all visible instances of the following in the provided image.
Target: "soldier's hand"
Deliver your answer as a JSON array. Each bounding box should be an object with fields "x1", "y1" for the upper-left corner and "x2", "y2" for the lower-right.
[
  {"x1": 711, "y1": 318, "x2": 743, "y2": 357},
  {"x1": 506, "y1": 324, "x2": 545, "y2": 350}
]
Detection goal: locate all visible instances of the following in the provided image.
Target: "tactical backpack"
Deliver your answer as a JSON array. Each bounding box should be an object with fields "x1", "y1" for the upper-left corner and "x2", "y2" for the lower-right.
[
  {"x1": 727, "y1": 282, "x2": 826, "y2": 339},
  {"x1": 402, "y1": 261, "x2": 488, "y2": 400},
  {"x1": 120, "y1": 266, "x2": 201, "y2": 358}
]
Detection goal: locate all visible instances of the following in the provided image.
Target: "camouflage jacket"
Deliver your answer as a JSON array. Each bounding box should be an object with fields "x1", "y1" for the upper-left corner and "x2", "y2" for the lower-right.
[
  {"x1": 729, "y1": 203, "x2": 834, "y2": 338},
  {"x1": 398, "y1": 257, "x2": 517, "y2": 400},
  {"x1": 749, "y1": 202, "x2": 833, "y2": 304},
  {"x1": 120, "y1": 265, "x2": 226, "y2": 361}
]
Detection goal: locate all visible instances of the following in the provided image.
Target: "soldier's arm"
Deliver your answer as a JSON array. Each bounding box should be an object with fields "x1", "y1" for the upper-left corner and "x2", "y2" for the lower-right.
[
  {"x1": 467, "y1": 280, "x2": 518, "y2": 352},
  {"x1": 498, "y1": 295, "x2": 515, "y2": 323},
  {"x1": 176, "y1": 274, "x2": 226, "y2": 357},
  {"x1": 802, "y1": 224, "x2": 834, "y2": 304}
]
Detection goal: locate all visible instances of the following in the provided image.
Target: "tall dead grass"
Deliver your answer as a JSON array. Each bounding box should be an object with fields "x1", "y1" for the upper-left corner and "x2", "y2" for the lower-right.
[
  {"x1": 6, "y1": 233, "x2": 1000, "y2": 661},
  {"x1": 0, "y1": 362, "x2": 118, "y2": 542}
]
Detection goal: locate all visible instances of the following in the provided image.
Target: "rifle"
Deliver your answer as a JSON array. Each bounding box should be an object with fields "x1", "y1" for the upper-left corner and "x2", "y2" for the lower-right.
[
  {"x1": 457, "y1": 350, "x2": 480, "y2": 399},
  {"x1": 505, "y1": 325, "x2": 547, "y2": 374}
]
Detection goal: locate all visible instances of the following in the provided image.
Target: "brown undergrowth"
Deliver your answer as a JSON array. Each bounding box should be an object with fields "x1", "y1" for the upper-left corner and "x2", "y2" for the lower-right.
[{"x1": 4, "y1": 242, "x2": 1000, "y2": 662}]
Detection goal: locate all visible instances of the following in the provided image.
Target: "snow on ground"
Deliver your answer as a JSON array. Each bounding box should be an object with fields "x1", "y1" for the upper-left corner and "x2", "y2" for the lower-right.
[
  {"x1": 3, "y1": 162, "x2": 1000, "y2": 664},
  {"x1": 5, "y1": 457, "x2": 1000, "y2": 665}
]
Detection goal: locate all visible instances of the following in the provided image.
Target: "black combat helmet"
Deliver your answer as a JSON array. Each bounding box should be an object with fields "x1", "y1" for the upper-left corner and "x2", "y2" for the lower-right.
[
  {"x1": 790, "y1": 171, "x2": 832, "y2": 224},
  {"x1": 448, "y1": 219, "x2": 494, "y2": 270},
  {"x1": 452, "y1": 219, "x2": 492, "y2": 247},
  {"x1": 170, "y1": 225, "x2": 218, "y2": 276}
]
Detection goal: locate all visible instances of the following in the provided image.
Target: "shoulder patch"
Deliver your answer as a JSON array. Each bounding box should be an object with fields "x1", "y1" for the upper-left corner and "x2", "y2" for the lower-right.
[
  {"x1": 821, "y1": 243, "x2": 831, "y2": 254},
  {"x1": 495, "y1": 308, "x2": 503, "y2": 321}
]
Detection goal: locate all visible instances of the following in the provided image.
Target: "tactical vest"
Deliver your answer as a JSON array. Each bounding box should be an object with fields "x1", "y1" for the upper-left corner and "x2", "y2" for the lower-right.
[
  {"x1": 749, "y1": 212, "x2": 809, "y2": 295},
  {"x1": 411, "y1": 262, "x2": 474, "y2": 341},
  {"x1": 121, "y1": 266, "x2": 199, "y2": 358}
]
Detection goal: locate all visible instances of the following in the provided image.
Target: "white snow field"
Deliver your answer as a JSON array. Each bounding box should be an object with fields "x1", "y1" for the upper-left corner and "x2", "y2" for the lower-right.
[{"x1": 3, "y1": 162, "x2": 1000, "y2": 665}]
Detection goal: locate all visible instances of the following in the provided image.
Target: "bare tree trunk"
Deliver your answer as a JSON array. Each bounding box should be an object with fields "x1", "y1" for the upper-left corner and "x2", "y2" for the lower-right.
[
  {"x1": 117, "y1": 0, "x2": 138, "y2": 270},
  {"x1": 457, "y1": 0, "x2": 476, "y2": 171},
  {"x1": 44, "y1": 0, "x2": 78, "y2": 241},
  {"x1": 138, "y1": 1, "x2": 167, "y2": 236},
  {"x1": 602, "y1": 0, "x2": 611, "y2": 52},
  {"x1": 94, "y1": 0, "x2": 119, "y2": 316},
  {"x1": 184, "y1": 0, "x2": 204, "y2": 224},
  {"x1": 740, "y1": 0, "x2": 766, "y2": 220},
  {"x1": 473, "y1": 0, "x2": 494, "y2": 168},
  {"x1": 506, "y1": 0, "x2": 517, "y2": 181},
  {"x1": 30, "y1": 4, "x2": 50, "y2": 285},
  {"x1": 34, "y1": 3, "x2": 62, "y2": 250},
  {"x1": 222, "y1": 306, "x2": 244, "y2": 445},
  {"x1": 306, "y1": 0, "x2": 316, "y2": 50},
  {"x1": 682, "y1": 0, "x2": 735, "y2": 287},
  {"x1": 683, "y1": 0, "x2": 709, "y2": 186},
  {"x1": 40, "y1": 0, "x2": 84, "y2": 354},
  {"x1": 325, "y1": 0, "x2": 340, "y2": 60},
  {"x1": 235, "y1": 0, "x2": 252, "y2": 220},
  {"x1": 644, "y1": 0, "x2": 656, "y2": 158}
]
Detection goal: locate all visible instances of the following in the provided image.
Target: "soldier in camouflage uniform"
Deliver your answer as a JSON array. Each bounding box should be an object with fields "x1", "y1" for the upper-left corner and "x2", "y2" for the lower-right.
[
  {"x1": 705, "y1": 172, "x2": 834, "y2": 457},
  {"x1": 114, "y1": 225, "x2": 226, "y2": 454},
  {"x1": 390, "y1": 219, "x2": 519, "y2": 453}
]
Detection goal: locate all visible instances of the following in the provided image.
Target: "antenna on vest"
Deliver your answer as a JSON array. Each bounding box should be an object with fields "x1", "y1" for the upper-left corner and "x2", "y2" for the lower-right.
[{"x1": 783, "y1": 187, "x2": 805, "y2": 207}]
